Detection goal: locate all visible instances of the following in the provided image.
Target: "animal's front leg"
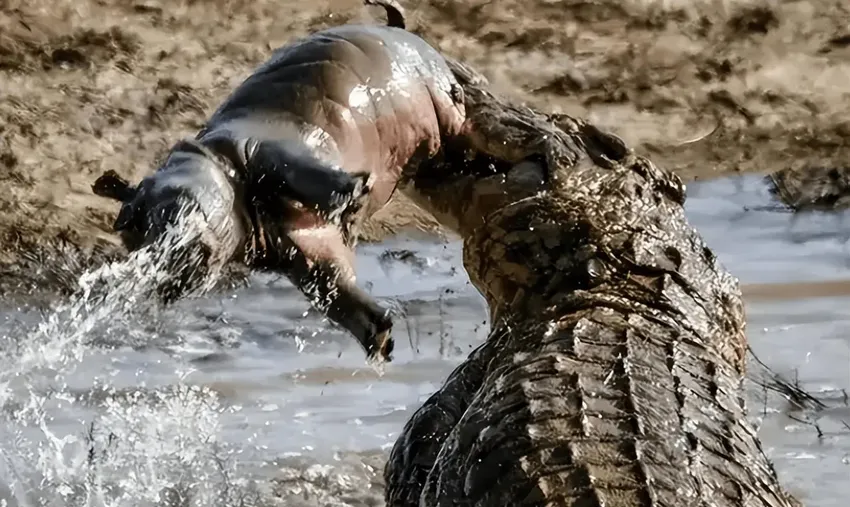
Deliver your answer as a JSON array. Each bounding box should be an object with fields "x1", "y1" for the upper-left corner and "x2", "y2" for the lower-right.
[
  {"x1": 267, "y1": 236, "x2": 395, "y2": 363},
  {"x1": 303, "y1": 261, "x2": 394, "y2": 362}
]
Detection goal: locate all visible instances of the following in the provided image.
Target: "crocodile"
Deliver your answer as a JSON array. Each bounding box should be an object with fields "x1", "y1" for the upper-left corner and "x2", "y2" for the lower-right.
[{"x1": 384, "y1": 58, "x2": 802, "y2": 507}]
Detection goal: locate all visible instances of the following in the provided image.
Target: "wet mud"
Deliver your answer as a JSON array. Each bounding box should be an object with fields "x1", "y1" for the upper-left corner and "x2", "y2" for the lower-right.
[{"x1": 2, "y1": 0, "x2": 849, "y2": 286}]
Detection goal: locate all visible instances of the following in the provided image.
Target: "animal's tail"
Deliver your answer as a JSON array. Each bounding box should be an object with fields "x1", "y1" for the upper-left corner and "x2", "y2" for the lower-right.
[
  {"x1": 362, "y1": 0, "x2": 490, "y2": 87},
  {"x1": 364, "y1": 0, "x2": 406, "y2": 29}
]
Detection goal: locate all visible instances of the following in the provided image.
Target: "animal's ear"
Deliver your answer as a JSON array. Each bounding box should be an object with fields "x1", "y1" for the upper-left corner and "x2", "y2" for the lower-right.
[{"x1": 92, "y1": 170, "x2": 137, "y2": 203}]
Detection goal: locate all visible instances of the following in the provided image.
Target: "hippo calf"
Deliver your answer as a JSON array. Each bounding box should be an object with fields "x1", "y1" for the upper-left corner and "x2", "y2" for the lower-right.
[{"x1": 92, "y1": 1, "x2": 466, "y2": 363}]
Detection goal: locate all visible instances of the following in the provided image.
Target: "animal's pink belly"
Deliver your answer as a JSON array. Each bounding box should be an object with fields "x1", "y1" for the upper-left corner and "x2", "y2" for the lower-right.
[{"x1": 286, "y1": 222, "x2": 356, "y2": 282}]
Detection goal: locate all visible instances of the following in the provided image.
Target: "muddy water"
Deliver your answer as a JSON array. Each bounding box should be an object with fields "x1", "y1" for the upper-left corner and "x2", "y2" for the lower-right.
[
  {"x1": 1, "y1": 173, "x2": 849, "y2": 506},
  {"x1": 686, "y1": 175, "x2": 850, "y2": 507}
]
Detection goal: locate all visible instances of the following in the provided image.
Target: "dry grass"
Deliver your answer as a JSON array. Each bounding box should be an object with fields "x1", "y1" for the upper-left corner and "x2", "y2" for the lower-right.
[{"x1": 0, "y1": 0, "x2": 848, "y2": 284}]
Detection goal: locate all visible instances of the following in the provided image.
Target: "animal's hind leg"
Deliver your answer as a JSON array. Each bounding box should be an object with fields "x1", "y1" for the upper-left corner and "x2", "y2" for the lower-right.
[
  {"x1": 247, "y1": 140, "x2": 371, "y2": 222},
  {"x1": 364, "y1": 0, "x2": 406, "y2": 28}
]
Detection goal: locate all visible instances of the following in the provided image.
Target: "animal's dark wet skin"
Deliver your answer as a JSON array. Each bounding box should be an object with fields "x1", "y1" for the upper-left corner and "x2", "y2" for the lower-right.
[
  {"x1": 245, "y1": 139, "x2": 371, "y2": 220},
  {"x1": 384, "y1": 60, "x2": 802, "y2": 506},
  {"x1": 91, "y1": 1, "x2": 466, "y2": 363},
  {"x1": 154, "y1": 240, "x2": 212, "y2": 305}
]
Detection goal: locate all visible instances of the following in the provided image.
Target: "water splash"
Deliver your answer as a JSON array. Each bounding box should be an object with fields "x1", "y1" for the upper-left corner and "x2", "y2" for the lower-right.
[
  {"x1": 1, "y1": 215, "x2": 205, "y2": 407},
  {"x1": 0, "y1": 214, "x2": 264, "y2": 506}
]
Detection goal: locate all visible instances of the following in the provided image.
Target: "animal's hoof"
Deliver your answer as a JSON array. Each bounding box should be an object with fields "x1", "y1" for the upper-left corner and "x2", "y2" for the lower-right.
[{"x1": 368, "y1": 328, "x2": 395, "y2": 363}]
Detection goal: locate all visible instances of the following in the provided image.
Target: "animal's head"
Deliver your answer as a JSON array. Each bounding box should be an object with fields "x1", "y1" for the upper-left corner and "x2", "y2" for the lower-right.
[{"x1": 92, "y1": 139, "x2": 248, "y2": 302}]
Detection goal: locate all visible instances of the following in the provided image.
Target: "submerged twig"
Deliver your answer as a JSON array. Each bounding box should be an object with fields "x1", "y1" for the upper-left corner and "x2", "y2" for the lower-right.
[{"x1": 747, "y1": 345, "x2": 828, "y2": 411}]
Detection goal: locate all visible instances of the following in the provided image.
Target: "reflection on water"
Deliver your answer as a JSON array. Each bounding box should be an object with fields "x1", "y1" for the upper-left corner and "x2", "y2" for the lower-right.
[{"x1": 1, "y1": 173, "x2": 849, "y2": 506}]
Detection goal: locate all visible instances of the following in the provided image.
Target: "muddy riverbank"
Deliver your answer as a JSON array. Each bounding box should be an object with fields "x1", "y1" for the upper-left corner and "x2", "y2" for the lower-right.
[{"x1": 2, "y1": 0, "x2": 849, "y2": 283}]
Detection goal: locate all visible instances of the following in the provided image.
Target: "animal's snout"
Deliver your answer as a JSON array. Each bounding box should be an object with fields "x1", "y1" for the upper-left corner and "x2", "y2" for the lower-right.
[
  {"x1": 116, "y1": 195, "x2": 218, "y2": 303},
  {"x1": 144, "y1": 195, "x2": 200, "y2": 242},
  {"x1": 153, "y1": 239, "x2": 213, "y2": 304},
  {"x1": 110, "y1": 185, "x2": 201, "y2": 252}
]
